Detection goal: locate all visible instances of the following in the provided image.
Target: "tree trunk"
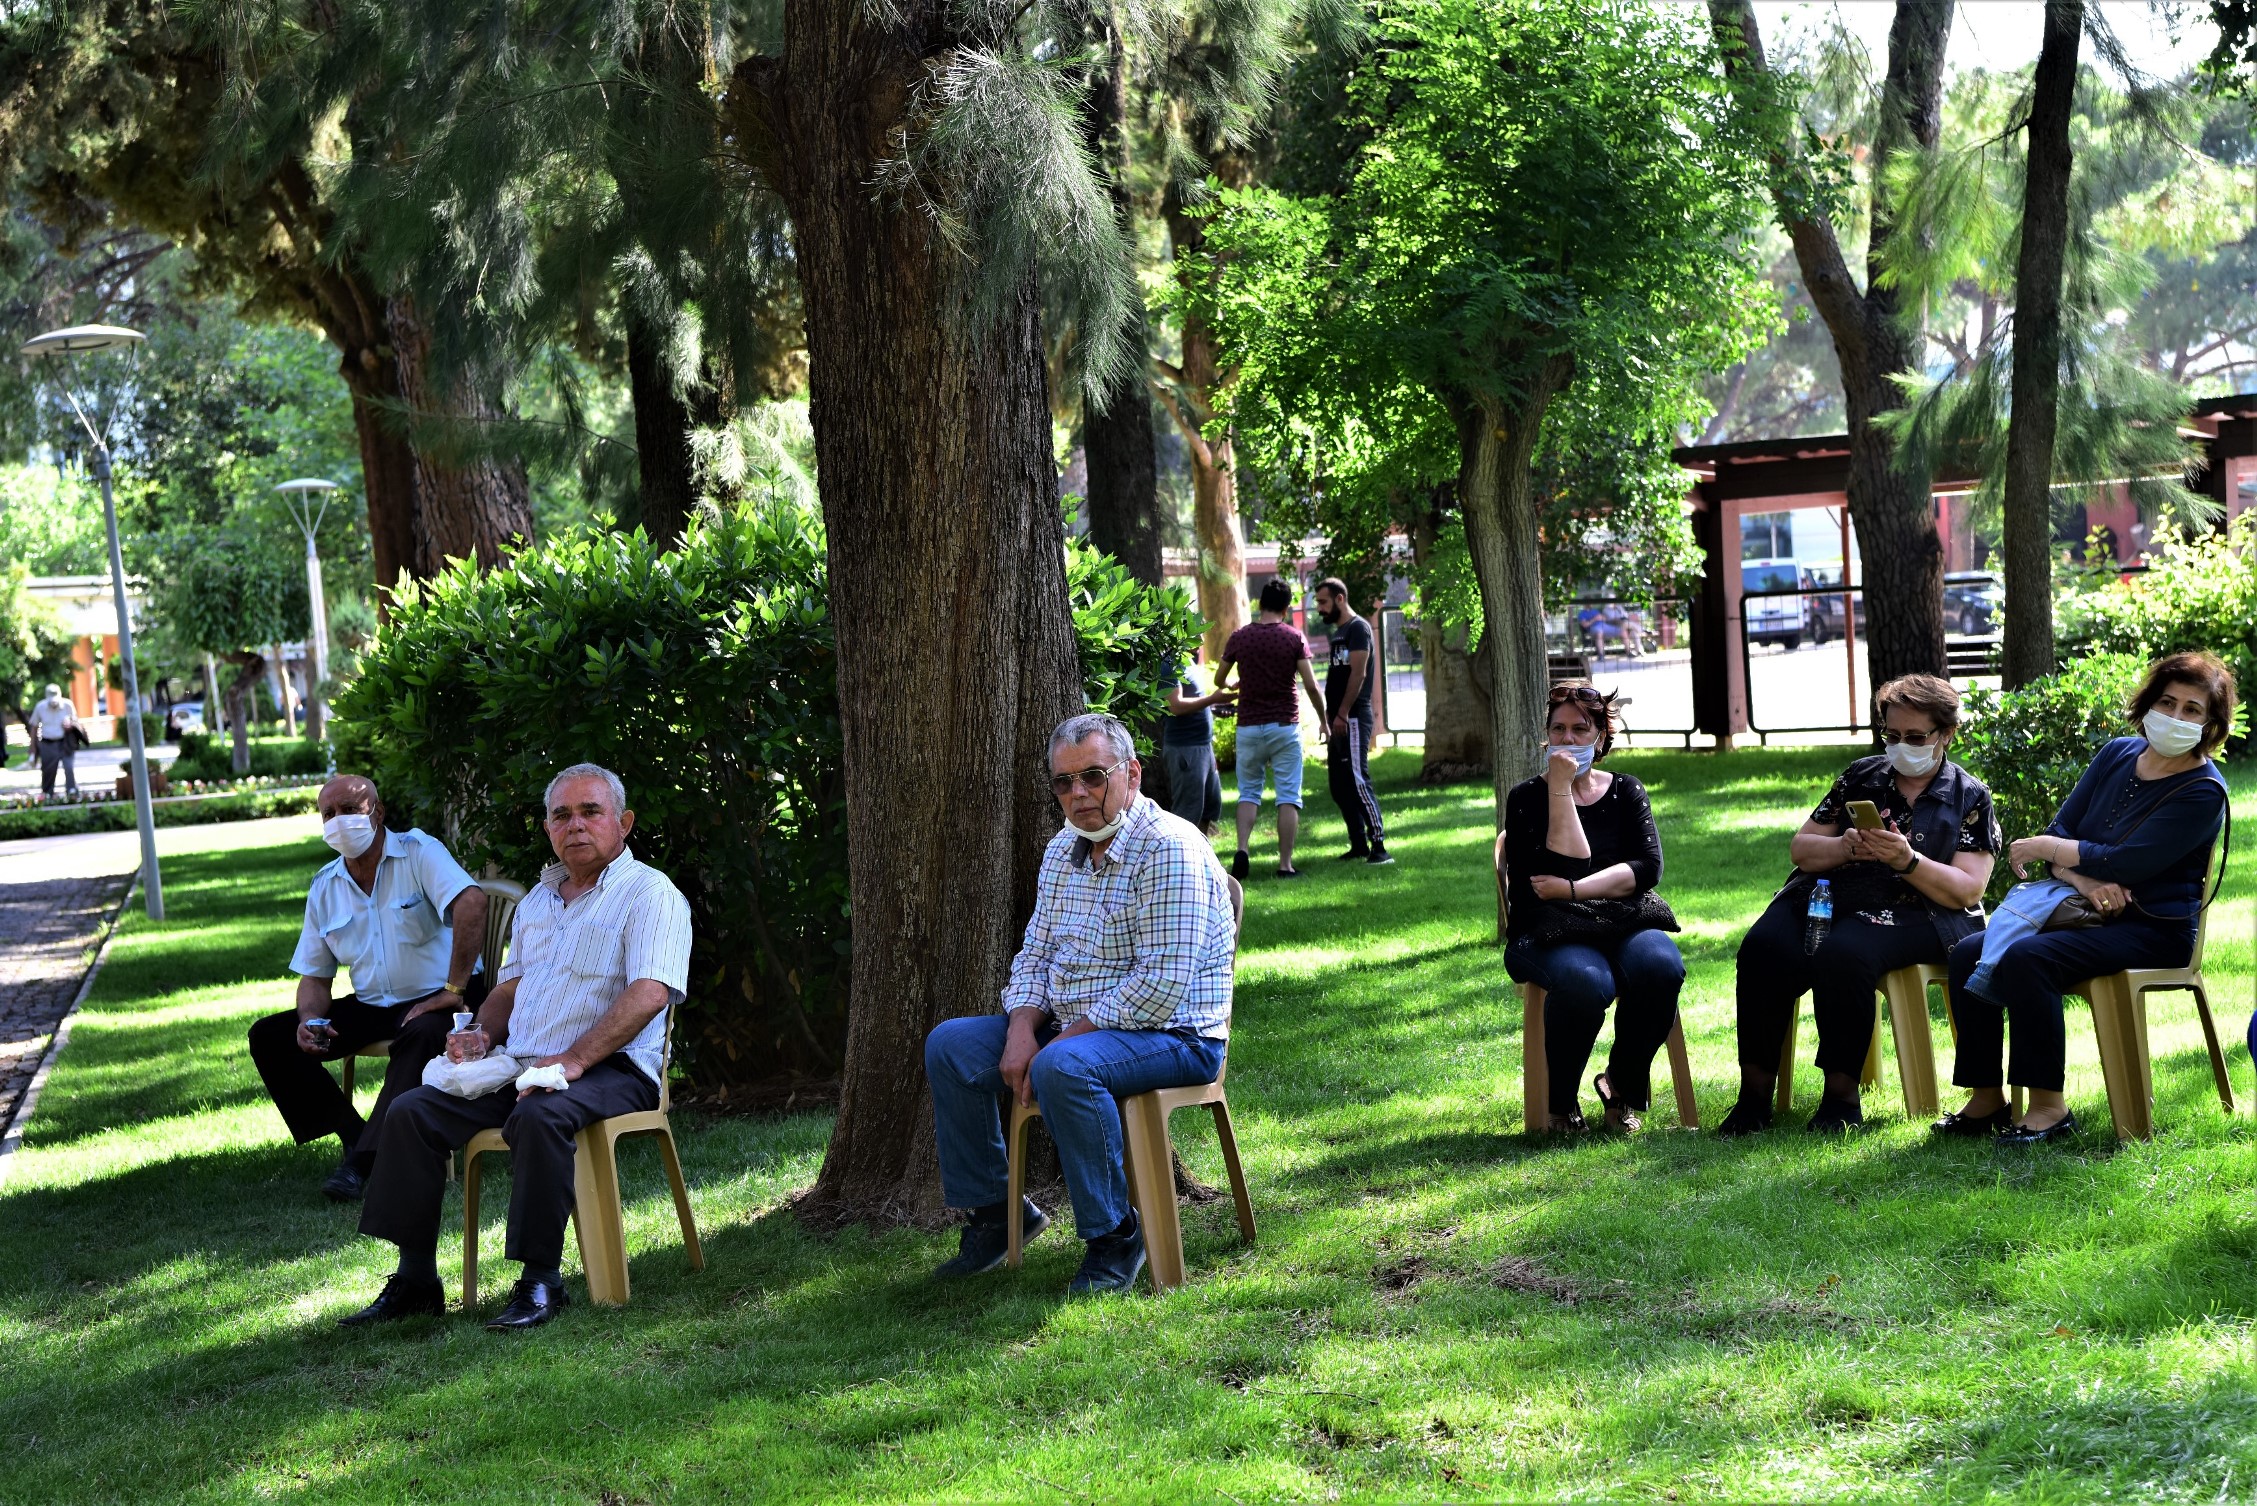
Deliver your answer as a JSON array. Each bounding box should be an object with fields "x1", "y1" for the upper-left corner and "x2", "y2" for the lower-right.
[
  {"x1": 736, "y1": 25, "x2": 1085, "y2": 1229},
  {"x1": 2000, "y1": 0, "x2": 2081, "y2": 689},
  {"x1": 1078, "y1": 11, "x2": 1164, "y2": 587},
  {"x1": 1454, "y1": 360, "x2": 1573, "y2": 823},
  {"x1": 1408, "y1": 500, "x2": 1491, "y2": 777},
  {"x1": 384, "y1": 295, "x2": 535, "y2": 574},
  {"x1": 1165, "y1": 182, "x2": 1252, "y2": 659},
  {"x1": 624, "y1": 305, "x2": 702, "y2": 544},
  {"x1": 222, "y1": 652, "x2": 262, "y2": 775}
]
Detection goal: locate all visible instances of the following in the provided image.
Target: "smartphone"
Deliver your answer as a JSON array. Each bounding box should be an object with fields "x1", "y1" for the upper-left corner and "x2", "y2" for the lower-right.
[{"x1": 1846, "y1": 800, "x2": 1884, "y2": 831}]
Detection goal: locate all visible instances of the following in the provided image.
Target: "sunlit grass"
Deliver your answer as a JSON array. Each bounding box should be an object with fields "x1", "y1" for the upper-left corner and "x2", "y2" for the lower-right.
[{"x1": 4, "y1": 749, "x2": 2256, "y2": 1502}]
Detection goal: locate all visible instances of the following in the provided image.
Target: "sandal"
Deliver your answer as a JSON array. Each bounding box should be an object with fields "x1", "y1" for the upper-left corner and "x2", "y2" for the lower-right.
[{"x1": 1593, "y1": 1072, "x2": 1641, "y2": 1133}]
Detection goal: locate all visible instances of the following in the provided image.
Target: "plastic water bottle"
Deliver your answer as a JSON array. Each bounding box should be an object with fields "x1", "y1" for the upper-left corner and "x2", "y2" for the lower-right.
[{"x1": 1804, "y1": 879, "x2": 1833, "y2": 956}]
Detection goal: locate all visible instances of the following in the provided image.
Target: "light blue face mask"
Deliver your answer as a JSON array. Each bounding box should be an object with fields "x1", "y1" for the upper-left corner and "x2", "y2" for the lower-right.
[{"x1": 1549, "y1": 743, "x2": 1597, "y2": 776}]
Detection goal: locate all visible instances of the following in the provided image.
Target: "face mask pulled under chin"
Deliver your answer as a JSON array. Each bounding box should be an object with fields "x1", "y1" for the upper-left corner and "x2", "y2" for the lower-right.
[
  {"x1": 1072, "y1": 802, "x2": 1128, "y2": 844},
  {"x1": 1886, "y1": 741, "x2": 1940, "y2": 777},
  {"x1": 322, "y1": 813, "x2": 376, "y2": 859},
  {"x1": 2142, "y1": 706, "x2": 2205, "y2": 758}
]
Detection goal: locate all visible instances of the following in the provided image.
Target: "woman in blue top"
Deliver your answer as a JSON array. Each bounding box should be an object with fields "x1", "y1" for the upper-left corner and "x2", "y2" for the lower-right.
[{"x1": 1938, "y1": 652, "x2": 2234, "y2": 1145}]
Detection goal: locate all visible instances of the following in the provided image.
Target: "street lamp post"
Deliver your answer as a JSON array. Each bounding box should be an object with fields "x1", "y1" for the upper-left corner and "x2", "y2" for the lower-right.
[
  {"x1": 21, "y1": 323, "x2": 163, "y2": 921},
  {"x1": 275, "y1": 478, "x2": 339, "y2": 744}
]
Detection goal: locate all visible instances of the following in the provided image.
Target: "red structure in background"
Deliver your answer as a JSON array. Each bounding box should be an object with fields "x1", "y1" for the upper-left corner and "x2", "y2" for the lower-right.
[{"x1": 1675, "y1": 395, "x2": 2257, "y2": 744}]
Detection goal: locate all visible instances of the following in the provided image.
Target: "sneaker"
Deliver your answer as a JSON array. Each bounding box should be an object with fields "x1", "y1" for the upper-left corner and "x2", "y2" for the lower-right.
[
  {"x1": 1805, "y1": 1097, "x2": 1865, "y2": 1134},
  {"x1": 1336, "y1": 847, "x2": 1371, "y2": 862},
  {"x1": 1365, "y1": 847, "x2": 1395, "y2": 866},
  {"x1": 1068, "y1": 1212, "x2": 1147, "y2": 1295},
  {"x1": 932, "y1": 1197, "x2": 1049, "y2": 1279},
  {"x1": 1713, "y1": 1095, "x2": 1774, "y2": 1138},
  {"x1": 1230, "y1": 850, "x2": 1251, "y2": 883}
]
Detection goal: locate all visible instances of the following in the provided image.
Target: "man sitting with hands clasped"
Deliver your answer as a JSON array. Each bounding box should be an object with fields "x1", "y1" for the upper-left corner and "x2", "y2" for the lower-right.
[
  {"x1": 923, "y1": 712, "x2": 1239, "y2": 1294},
  {"x1": 342, "y1": 762, "x2": 691, "y2": 1331},
  {"x1": 248, "y1": 775, "x2": 488, "y2": 1202}
]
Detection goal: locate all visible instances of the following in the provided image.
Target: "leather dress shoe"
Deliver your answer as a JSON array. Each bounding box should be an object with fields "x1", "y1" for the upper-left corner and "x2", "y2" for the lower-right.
[
  {"x1": 1714, "y1": 1095, "x2": 1773, "y2": 1138},
  {"x1": 486, "y1": 1274, "x2": 572, "y2": 1330},
  {"x1": 321, "y1": 1162, "x2": 367, "y2": 1202},
  {"x1": 338, "y1": 1273, "x2": 445, "y2": 1327},
  {"x1": 1997, "y1": 1109, "x2": 2079, "y2": 1147},
  {"x1": 1931, "y1": 1105, "x2": 2014, "y2": 1138}
]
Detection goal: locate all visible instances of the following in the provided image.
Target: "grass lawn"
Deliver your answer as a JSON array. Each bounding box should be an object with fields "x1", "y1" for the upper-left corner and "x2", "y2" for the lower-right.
[{"x1": 6, "y1": 746, "x2": 2257, "y2": 1503}]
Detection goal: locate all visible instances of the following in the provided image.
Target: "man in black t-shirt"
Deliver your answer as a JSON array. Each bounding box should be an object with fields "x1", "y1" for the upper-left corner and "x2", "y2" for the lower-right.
[{"x1": 1315, "y1": 578, "x2": 1389, "y2": 865}]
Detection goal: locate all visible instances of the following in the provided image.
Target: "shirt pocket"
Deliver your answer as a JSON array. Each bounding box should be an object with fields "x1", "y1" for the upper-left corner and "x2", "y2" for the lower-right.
[
  {"x1": 317, "y1": 899, "x2": 373, "y2": 971},
  {"x1": 566, "y1": 923, "x2": 622, "y2": 989},
  {"x1": 1088, "y1": 900, "x2": 1139, "y2": 967},
  {"x1": 391, "y1": 894, "x2": 443, "y2": 948}
]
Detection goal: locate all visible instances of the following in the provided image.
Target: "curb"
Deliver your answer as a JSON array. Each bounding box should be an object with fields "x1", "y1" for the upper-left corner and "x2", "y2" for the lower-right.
[{"x1": 0, "y1": 871, "x2": 138, "y2": 1189}]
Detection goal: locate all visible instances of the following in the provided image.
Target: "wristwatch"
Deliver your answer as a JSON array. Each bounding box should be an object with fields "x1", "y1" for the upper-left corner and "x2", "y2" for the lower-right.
[{"x1": 1894, "y1": 853, "x2": 1919, "y2": 875}]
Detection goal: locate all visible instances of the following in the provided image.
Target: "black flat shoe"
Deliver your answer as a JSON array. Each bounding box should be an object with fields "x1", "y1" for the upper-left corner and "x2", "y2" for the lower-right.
[
  {"x1": 1997, "y1": 1110, "x2": 2079, "y2": 1147},
  {"x1": 321, "y1": 1162, "x2": 367, "y2": 1202},
  {"x1": 1276, "y1": 866, "x2": 1304, "y2": 879},
  {"x1": 1931, "y1": 1105, "x2": 2014, "y2": 1138},
  {"x1": 338, "y1": 1273, "x2": 444, "y2": 1327},
  {"x1": 485, "y1": 1275, "x2": 572, "y2": 1330},
  {"x1": 1806, "y1": 1097, "x2": 1865, "y2": 1134},
  {"x1": 1714, "y1": 1095, "x2": 1774, "y2": 1138}
]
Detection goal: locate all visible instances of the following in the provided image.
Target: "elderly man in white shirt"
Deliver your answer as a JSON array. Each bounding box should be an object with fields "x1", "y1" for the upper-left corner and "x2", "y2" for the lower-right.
[
  {"x1": 345, "y1": 762, "x2": 692, "y2": 1332},
  {"x1": 249, "y1": 775, "x2": 488, "y2": 1202},
  {"x1": 27, "y1": 683, "x2": 81, "y2": 797}
]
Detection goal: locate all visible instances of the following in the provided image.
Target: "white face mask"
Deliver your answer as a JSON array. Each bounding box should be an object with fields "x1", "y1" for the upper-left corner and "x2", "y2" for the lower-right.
[
  {"x1": 1072, "y1": 803, "x2": 1128, "y2": 844},
  {"x1": 1886, "y1": 741, "x2": 1940, "y2": 777},
  {"x1": 2142, "y1": 707, "x2": 2205, "y2": 758},
  {"x1": 322, "y1": 813, "x2": 376, "y2": 859},
  {"x1": 1549, "y1": 743, "x2": 1597, "y2": 776}
]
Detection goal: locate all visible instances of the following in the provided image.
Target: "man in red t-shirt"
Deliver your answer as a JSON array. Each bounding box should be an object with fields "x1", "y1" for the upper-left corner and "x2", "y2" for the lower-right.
[{"x1": 1216, "y1": 577, "x2": 1326, "y2": 881}]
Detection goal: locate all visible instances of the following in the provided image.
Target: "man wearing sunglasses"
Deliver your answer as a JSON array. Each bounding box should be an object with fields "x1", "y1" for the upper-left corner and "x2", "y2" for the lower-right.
[{"x1": 922, "y1": 713, "x2": 1239, "y2": 1294}]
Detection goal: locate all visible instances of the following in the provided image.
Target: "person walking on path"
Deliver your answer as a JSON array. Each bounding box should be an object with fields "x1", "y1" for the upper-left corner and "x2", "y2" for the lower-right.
[
  {"x1": 1161, "y1": 655, "x2": 1234, "y2": 835},
  {"x1": 28, "y1": 684, "x2": 80, "y2": 798},
  {"x1": 1315, "y1": 578, "x2": 1390, "y2": 866},
  {"x1": 1216, "y1": 577, "x2": 1326, "y2": 882}
]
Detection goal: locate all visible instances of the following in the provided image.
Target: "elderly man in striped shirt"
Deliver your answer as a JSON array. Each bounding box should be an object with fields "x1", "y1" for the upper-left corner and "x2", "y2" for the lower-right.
[
  {"x1": 925, "y1": 712, "x2": 1238, "y2": 1294},
  {"x1": 343, "y1": 763, "x2": 692, "y2": 1332}
]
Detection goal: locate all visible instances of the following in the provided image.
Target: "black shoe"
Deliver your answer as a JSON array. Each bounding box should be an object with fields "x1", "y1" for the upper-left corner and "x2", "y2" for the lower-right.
[
  {"x1": 1593, "y1": 1073, "x2": 1641, "y2": 1133},
  {"x1": 1366, "y1": 847, "x2": 1395, "y2": 866},
  {"x1": 1231, "y1": 850, "x2": 1251, "y2": 882},
  {"x1": 1714, "y1": 1095, "x2": 1774, "y2": 1138},
  {"x1": 1337, "y1": 847, "x2": 1371, "y2": 862},
  {"x1": 933, "y1": 1197, "x2": 1049, "y2": 1279},
  {"x1": 1997, "y1": 1110, "x2": 2079, "y2": 1147},
  {"x1": 1806, "y1": 1097, "x2": 1865, "y2": 1134},
  {"x1": 1276, "y1": 866, "x2": 1304, "y2": 879},
  {"x1": 1931, "y1": 1105, "x2": 2015, "y2": 1138},
  {"x1": 321, "y1": 1162, "x2": 367, "y2": 1202},
  {"x1": 338, "y1": 1273, "x2": 444, "y2": 1327},
  {"x1": 485, "y1": 1274, "x2": 571, "y2": 1330},
  {"x1": 1068, "y1": 1213, "x2": 1146, "y2": 1295}
]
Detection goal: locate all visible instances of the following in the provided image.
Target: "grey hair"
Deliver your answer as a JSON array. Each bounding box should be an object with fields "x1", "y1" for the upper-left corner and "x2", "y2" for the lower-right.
[
  {"x1": 545, "y1": 762, "x2": 628, "y2": 816},
  {"x1": 1049, "y1": 713, "x2": 1134, "y2": 765}
]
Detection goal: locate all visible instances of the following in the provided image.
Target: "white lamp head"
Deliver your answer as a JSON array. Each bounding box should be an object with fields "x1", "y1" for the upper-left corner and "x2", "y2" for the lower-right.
[
  {"x1": 21, "y1": 324, "x2": 146, "y2": 357},
  {"x1": 275, "y1": 478, "x2": 341, "y2": 493}
]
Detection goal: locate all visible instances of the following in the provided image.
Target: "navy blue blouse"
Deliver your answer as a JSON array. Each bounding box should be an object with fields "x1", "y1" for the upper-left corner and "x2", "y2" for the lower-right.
[{"x1": 2047, "y1": 736, "x2": 2228, "y2": 926}]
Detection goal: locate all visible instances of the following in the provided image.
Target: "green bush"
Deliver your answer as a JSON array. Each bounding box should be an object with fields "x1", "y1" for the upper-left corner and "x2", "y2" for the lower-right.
[
  {"x1": 1954, "y1": 653, "x2": 2148, "y2": 901},
  {"x1": 1212, "y1": 715, "x2": 1237, "y2": 772},
  {"x1": 169, "y1": 737, "x2": 328, "y2": 782},
  {"x1": 0, "y1": 785, "x2": 319, "y2": 840},
  {"x1": 335, "y1": 503, "x2": 1198, "y2": 1093}
]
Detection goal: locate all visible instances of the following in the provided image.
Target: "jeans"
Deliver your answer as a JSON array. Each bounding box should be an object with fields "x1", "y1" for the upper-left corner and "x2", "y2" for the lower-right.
[
  {"x1": 1948, "y1": 919, "x2": 2193, "y2": 1093},
  {"x1": 1326, "y1": 710, "x2": 1385, "y2": 851},
  {"x1": 926, "y1": 1014, "x2": 1227, "y2": 1239},
  {"x1": 37, "y1": 738, "x2": 75, "y2": 796},
  {"x1": 1160, "y1": 742, "x2": 1222, "y2": 830},
  {"x1": 1734, "y1": 891, "x2": 1945, "y2": 1077},
  {"x1": 1504, "y1": 928, "x2": 1685, "y2": 1111},
  {"x1": 1234, "y1": 722, "x2": 1304, "y2": 808},
  {"x1": 1962, "y1": 879, "x2": 2074, "y2": 1004}
]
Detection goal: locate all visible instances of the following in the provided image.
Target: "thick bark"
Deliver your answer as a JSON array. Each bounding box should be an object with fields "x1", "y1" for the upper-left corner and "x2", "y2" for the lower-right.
[
  {"x1": 2000, "y1": 0, "x2": 2081, "y2": 688},
  {"x1": 385, "y1": 295, "x2": 535, "y2": 574},
  {"x1": 1078, "y1": 12, "x2": 1164, "y2": 586},
  {"x1": 624, "y1": 305, "x2": 702, "y2": 544},
  {"x1": 1408, "y1": 499, "x2": 1492, "y2": 777},
  {"x1": 1713, "y1": 0, "x2": 1951, "y2": 690},
  {"x1": 734, "y1": 24, "x2": 1085, "y2": 1228},
  {"x1": 1453, "y1": 358, "x2": 1574, "y2": 823},
  {"x1": 1164, "y1": 179, "x2": 1252, "y2": 659}
]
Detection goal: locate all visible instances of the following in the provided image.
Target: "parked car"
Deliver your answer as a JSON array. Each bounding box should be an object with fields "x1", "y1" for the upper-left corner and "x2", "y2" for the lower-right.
[
  {"x1": 1942, "y1": 573, "x2": 2002, "y2": 637},
  {"x1": 165, "y1": 701, "x2": 205, "y2": 740},
  {"x1": 1802, "y1": 567, "x2": 1856, "y2": 645},
  {"x1": 1741, "y1": 559, "x2": 1806, "y2": 651}
]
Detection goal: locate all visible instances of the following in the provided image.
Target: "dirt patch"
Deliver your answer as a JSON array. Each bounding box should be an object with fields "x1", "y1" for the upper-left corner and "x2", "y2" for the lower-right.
[
  {"x1": 1490, "y1": 1255, "x2": 1599, "y2": 1305},
  {"x1": 1374, "y1": 1253, "x2": 1434, "y2": 1292}
]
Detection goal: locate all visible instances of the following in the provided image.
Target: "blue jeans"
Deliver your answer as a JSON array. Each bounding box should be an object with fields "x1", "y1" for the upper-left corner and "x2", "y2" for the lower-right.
[
  {"x1": 1234, "y1": 722, "x2": 1304, "y2": 807},
  {"x1": 1504, "y1": 928, "x2": 1685, "y2": 1112},
  {"x1": 926, "y1": 1015, "x2": 1227, "y2": 1238},
  {"x1": 1962, "y1": 879, "x2": 2074, "y2": 1004}
]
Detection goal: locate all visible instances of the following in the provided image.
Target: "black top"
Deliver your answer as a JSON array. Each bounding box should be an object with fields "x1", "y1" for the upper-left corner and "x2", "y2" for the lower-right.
[
  {"x1": 2047, "y1": 737, "x2": 2227, "y2": 928},
  {"x1": 1501, "y1": 771, "x2": 1663, "y2": 941},
  {"x1": 1779, "y1": 754, "x2": 2000, "y2": 952},
  {"x1": 1324, "y1": 615, "x2": 1375, "y2": 718},
  {"x1": 1163, "y1": 661, "x2": 1212, "y2": 748}
]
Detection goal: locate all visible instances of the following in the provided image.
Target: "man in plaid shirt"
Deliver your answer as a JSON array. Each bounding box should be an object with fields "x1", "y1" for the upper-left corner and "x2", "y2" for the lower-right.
[{"x1": 925, "y1": 712, "x2": 1238, "y2": 1294}]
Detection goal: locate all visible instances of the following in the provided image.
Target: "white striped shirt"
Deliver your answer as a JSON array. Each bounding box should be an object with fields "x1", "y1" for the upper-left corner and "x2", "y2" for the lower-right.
[{"x1": 498, "y1": 846, "x2": 693, "y2": 1085}]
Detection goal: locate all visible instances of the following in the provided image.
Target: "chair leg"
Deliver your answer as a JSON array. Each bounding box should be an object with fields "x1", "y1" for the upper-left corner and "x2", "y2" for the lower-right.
[
  {"x1": 1522, "y1": 984, "x2": 1549, "y2": 1133},
  {"x1": 2187, "y1": 983, "x2": 2234, "y2": 1115},
  {"x1": 1005, "y1": 1106, "x2": 1034, "y2": 1269},
  {"x1": 1883, "y1": 974, "x2": 1941, "y2": 1120},
  {"x1": 1210, "y1": 1101, "x2": 1256, "y2": 1244},
  {"x1": 462, "y1": 1149, "x2": 485, "y2": 1311},
  {"x1": 1666, "y1": 1015, "x2": 1699, "y2": 1130},
  {"x1": 572, "y1": 1127, "x2": 632, "y2": 1305},
  {"x1": 1120, "y1": 1096, "x2": 1186, "y2": 1290},
  {"x1": 1774, "y1": 1010, "x2": 1799, "y2": 1115},
  {"x1": 1860, "y1": 1003, "x2": 1883, "y2": 1091},
  {"x1": 2086, "y1": 976, "x2": 2149, "y2": 1141},
  {"x1": 342, "y1": 1055, "x2": 357, "y2": 1097},
  {"x1": 653, "y1": 1126, "x2": 705, "y2": 1271}
]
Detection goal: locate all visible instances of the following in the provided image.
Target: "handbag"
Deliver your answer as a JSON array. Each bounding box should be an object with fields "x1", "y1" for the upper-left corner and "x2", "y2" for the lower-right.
[
  {"x1": 2040, "y1": 788, "x2": 2231, "y2": 931},
  {"x1": 1520, "y1": 891, "x2": 1680, "y2": 947}
]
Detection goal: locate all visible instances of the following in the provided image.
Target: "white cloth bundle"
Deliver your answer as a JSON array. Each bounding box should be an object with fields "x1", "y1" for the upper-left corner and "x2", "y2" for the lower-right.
[
  {"x1": 514, "y1": 1061, "x2": 573, "y2": 1094},
  {"x1": 419, "y1": 1053, "x2": 524, "y2": 1099}
]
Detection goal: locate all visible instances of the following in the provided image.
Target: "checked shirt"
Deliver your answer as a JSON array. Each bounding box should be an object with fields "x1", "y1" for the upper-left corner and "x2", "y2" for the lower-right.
[{"x1": 1000, "y1": 794, "x2": 1236, "y2": 1038}]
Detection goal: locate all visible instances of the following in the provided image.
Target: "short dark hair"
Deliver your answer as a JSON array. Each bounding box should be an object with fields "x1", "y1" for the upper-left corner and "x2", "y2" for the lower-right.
[
  {"x1": 1315, "y1": 576, "x2": 1349, "y2": 602},
  {"x1": 1257, "y1": 577, "x2": 1294, "y2": 613},
  {"x1": 2130, "y1": 651, "x2": 2238, "y2": 755},
  {"x1": 1874, "y1": 674, "x2": 1961, "y2": 733},
  {"x1": 1545, "y1": 681, "x2": 1619, "y2": 760}
]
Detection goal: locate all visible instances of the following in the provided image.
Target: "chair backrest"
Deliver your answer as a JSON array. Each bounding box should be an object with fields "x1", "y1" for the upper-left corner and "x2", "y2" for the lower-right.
[
  {"x1": 2187, "y1": 838, "x2": 2223, "y2": 971},
  {"x1": 478, "y1": 877, "x2": 527, "y2": 981},
  {"x1": 1226, "y1": 873, "x2": 1244, "y2": 949}
]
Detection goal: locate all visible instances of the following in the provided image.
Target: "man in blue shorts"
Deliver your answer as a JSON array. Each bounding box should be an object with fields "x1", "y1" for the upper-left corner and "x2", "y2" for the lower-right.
[{"x1": 1216, "y1": 577, "x2": 1326, "y2": 880}]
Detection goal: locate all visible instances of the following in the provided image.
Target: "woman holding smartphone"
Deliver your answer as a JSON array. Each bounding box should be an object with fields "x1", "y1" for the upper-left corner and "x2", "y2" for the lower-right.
[{"x1": 1717, "y1": 675, "x2": 2000, "y2": 1135}]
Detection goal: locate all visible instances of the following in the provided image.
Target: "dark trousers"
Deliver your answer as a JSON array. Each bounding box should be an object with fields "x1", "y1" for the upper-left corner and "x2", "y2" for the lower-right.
[
  {"x1": 359, "y1": 1054, "x2": 658, "y2": 1271},
  {"x1": 1505, "y1": 928, "x2": 1685, "y2": 1110},
  {"x1": 1327, "y1": 710, "x2": 1385, "y2": 851},
  {"x1": 248, "y1": 979, "x2": 485, "y2": 1172},
  {"x1": 37, "y1": 737, "x2": 75, "y2": 795},
  {"x1": 1947, "y1": 920, "x2": 2192, "y2": 1093},
  {"x1": 1736, "y1": 893, "x2": 1943, "y2": 1078}
]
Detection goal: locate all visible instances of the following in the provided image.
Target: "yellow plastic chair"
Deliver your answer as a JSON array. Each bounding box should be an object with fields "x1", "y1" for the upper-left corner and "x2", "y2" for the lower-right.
[
  {"x1": 459, "y1": 1011, "x2": 703, "y2": 1307},
  {"x1": 1003, "y1": 871, "x2": 1251, "y2": 1290},
  {"x1": 2060, "y1": 881, "x2": 2232, "y2": 1141},
  {"x1": 1494, "y1": 832, "x2": 1700, "y2": 1131},
  {"x1": 1774, "y1": 963, "x2": 1950, "y2": 1120},
  {"x1": 343, "y1": 877, "x2": 527, "y2": 1096}
]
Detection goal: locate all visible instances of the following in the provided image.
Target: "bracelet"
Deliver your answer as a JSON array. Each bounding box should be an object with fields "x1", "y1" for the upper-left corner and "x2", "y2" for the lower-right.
[{"x1": 1895, "y1": 854, "x2": 1918, "y2": 875}]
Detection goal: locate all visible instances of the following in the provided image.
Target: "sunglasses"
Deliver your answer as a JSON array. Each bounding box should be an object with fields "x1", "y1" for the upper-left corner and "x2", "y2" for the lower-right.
[{"x1": 1047, "y1": 759, "x2": 1128, "y2": 796}]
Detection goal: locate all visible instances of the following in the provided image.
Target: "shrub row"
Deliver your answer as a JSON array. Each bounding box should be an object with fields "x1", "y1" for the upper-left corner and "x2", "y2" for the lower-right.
[{"x1": 0, "y1": 785, "x2": 321, "y2": 840}]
